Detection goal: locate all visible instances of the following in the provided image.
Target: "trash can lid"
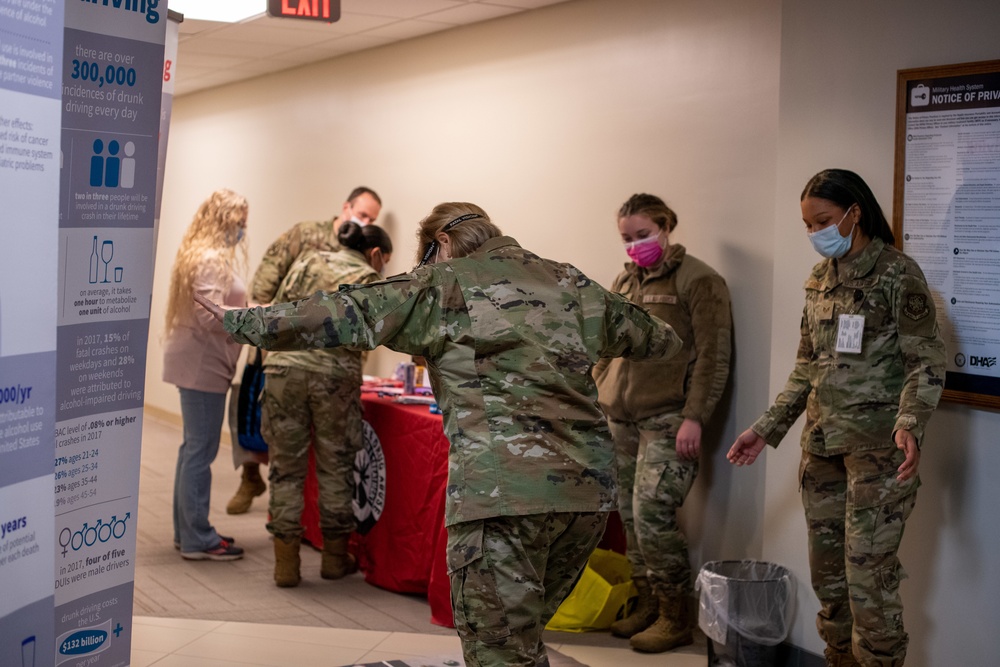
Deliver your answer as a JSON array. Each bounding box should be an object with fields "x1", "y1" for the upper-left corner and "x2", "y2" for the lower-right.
[{"x1": 699, "y1": 560, "x2": 791, "y2": 583}]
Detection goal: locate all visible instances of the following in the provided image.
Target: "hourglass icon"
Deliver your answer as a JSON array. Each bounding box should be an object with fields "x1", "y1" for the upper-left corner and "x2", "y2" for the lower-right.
[{"x1": 101, "y1": 239, "x2": 114, "y2": 283}]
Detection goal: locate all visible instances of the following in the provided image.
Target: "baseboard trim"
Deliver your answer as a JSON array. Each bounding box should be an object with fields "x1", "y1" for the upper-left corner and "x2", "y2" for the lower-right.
[
  {"x1": 143, "y1": 404, "x2": 233, "y2": 447},
  {"x1": 703, "y1": 636, "x2": 824, "y2": 667},
  {"x1": 143, "y1": 404, "x2": 182, "y2": 428},
  {"x1": 776, "y1": 642, "x2": 825, "y2": 667}
]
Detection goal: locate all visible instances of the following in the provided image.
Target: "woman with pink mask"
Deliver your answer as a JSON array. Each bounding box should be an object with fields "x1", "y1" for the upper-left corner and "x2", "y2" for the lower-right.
[{"x1": 595, "y1": 193, "x2": 733, "y2": 654}]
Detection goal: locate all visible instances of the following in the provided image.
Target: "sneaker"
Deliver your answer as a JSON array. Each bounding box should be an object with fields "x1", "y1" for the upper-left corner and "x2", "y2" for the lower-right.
[
  {"x1": 180, "y1": 539, "x2": 244, "y2": 561},
  {"x1": 175, "y1": 535, "x2": 234, "y2": 551}
]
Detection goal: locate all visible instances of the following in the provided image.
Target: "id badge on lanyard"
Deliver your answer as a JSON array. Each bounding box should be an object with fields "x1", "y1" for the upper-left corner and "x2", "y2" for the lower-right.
[{"x1": 835, "y1": 314, "x2": 864, "y2": 354}]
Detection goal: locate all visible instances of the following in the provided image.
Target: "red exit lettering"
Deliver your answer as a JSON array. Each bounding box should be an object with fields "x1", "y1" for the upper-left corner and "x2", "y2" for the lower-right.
[
  {"x1": 267, "y1": 0, "x2": 340, "y2": 23},
  {"x1": 281, "y1": 0, "x2": 331, "y2": 19}
]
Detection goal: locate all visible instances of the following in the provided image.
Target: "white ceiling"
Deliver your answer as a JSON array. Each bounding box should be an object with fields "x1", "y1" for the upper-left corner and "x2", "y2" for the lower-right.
[{"x1": 173, "y1": 0, "x2": 572, "y2": 97}]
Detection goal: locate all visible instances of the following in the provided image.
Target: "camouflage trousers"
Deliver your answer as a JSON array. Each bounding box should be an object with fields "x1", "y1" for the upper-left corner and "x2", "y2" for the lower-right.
[
  {"x1": 447, "y1": 512, "x2": 608, "y2": 667},
  {"x1": 610, "y1": 413, "x2": 698, "y2": 596},
  {"x1": 261, "y1": 366, "x2": 363, "y2": 540},
  {"x1": 800, "y1": 447, "x2": 919, "y2": 667}
]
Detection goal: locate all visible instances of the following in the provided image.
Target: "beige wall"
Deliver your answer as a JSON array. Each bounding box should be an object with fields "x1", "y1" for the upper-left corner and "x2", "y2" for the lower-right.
[
  {"x1": 767, "y1": 0, "x2": 1000, "y2": 662},
  {"x1": 148, "y1": 0, "x2": 781, "y2": 569},
  {"x1": 148, "y1": 0, "x2": 1000, "y2": 661}
]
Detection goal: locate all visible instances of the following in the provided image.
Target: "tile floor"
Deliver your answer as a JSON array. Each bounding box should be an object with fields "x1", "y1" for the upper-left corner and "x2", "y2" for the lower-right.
[
  {"x1": 131, "y1": 411, "x2": 709, "y2": 666},
  {"x1": 130, "y1": 616, "x2": 711, "y2": 666}
]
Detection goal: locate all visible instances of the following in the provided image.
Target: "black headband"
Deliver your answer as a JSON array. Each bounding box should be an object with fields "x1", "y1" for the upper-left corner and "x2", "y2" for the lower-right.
[{"x1": 418, "y1": 213, "x2": 483, "y2": 266}]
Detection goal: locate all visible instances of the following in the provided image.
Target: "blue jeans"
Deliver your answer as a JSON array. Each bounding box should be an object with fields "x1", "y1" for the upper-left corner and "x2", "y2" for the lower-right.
[{"x1": 173, "y1": 387, "x2": 227, "y2": 552}]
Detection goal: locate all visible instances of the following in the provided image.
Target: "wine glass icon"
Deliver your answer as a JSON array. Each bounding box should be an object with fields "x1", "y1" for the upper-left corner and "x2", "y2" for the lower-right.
[{"x1": 101, "y1": 240, "x2": 114, "y2": 283}]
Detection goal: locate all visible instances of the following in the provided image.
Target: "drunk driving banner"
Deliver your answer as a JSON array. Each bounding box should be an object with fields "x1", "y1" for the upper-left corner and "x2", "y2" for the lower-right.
[
  {"x1": 0, "y1": 0, "x2": 64, "y2": 663},
  {"x1": 2, "y1": 1, "x2": 166, "y2": 664},
  {"x1": 52, "y1": 1, "x2": 164, "y2": 665}
]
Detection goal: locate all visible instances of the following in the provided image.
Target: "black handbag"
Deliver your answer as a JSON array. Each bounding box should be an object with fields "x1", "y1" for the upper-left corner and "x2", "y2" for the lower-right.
[{"x1": 235, "y1": 349, "x2": 268, "y2": 452}]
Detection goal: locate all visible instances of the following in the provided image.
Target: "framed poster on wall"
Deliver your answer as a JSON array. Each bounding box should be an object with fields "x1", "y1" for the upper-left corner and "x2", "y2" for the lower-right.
[{"x1": 894, "y1": 59, "x2": 1000, "y2": 409}]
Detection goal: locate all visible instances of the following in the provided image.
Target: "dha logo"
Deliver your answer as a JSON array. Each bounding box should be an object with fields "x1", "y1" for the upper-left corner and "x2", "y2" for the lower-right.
[
  {"x1": 970, "y1": 355, "x2": 997, "y2": 368},
  {"x1": 79, "y1": 0, "x2": 160, "y2": 25}
]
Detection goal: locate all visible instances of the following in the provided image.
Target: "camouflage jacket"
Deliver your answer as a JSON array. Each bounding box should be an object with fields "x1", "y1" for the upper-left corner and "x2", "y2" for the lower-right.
[
  {"x1": 595, "y1": 244, "x2": 732, "y2": 425},
  {"x1": 263, "y1": 247, "x2": 382, "y2": 379},
  {"x1": 224, "y1": 236, "x2": 682, "y2": 525},
  {"x1": 752, "y1": 237, "x2": 945, "y2": 453},
  {"x1": 250, "y1": 218, "x2": 339, "y2": 303}
]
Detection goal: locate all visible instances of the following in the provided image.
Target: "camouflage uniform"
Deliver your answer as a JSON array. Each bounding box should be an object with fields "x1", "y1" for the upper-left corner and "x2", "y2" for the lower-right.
[
  {"x1": 223, "y1": 235, "x2": 682, "y2": 666},
  {"x1": 751, "y1": 238, "x2": 945, "y2": 667},
  {"x1": 448, "y1": 512, "x2": 608, "y2": 666},
  {"x1": 250, "y1": 218, "x2": 339, "y2": 304},
  {"x1": 595, "y1": 245, "x2": 732, "y2": 597},
  {"x1": 262, "y1": 248, "x2": 381, "y2": 540},
  {"x1": 229, "y1": 218, "x2": 340, "y2": 469}
]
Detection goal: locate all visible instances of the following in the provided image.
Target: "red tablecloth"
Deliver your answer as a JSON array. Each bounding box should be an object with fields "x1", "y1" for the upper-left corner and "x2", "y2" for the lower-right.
[
  {"x1": 302, "y1": 393, "x2": 456, "y2": 625},
  {"x1": 301, "y1": 392, "x2": 626, "y2": 628}
]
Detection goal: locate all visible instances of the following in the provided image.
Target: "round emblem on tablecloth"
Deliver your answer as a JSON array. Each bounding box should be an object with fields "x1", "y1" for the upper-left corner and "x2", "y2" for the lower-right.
[{"x1": 353, "y1": 419, "x2": 386, "y2": 535}]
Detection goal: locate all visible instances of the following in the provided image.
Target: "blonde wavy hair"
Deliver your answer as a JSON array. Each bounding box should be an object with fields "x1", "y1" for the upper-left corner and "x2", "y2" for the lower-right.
[
  {"x1": 164, "y1": 188, "x2": 249, "y2": 335},
  {"x1": 414, "y1": 202, "x2": 502, "y2": 266}
]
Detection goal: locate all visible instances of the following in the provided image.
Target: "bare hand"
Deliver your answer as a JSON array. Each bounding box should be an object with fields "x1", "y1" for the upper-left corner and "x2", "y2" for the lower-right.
[
  {"x1": 727, "y1": 428, "x2": 766, "y2": 466},
  {"x1": 193, "y1": 292, "x2": 226, "y2": 323},
  {"x1": 894, "y1": 429, "x2": 920, "y2": 482},
  {"x1": 676, "y1": 418, "x2": 702, "y2": 462}
]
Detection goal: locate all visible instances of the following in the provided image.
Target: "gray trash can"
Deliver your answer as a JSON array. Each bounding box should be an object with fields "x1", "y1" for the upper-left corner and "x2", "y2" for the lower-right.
[{"x1": 697, "y1": 560, "x2": 793, "y2": 667}]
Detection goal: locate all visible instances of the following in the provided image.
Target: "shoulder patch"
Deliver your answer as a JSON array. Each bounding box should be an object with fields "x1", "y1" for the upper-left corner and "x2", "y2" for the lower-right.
[{"x1": 903, "y1": 293, "x2": 930, "y2": 321}]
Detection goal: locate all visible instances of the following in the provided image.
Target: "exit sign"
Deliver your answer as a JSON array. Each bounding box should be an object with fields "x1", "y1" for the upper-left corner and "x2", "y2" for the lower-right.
[{"x1": 267, "y1": 0, "x2": 340, "y2": 22}]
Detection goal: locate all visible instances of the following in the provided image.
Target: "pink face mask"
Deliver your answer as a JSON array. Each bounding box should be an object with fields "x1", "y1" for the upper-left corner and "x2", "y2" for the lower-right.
[{"x1": 625, "y1": 234, "x2": 665, "y2": 267}]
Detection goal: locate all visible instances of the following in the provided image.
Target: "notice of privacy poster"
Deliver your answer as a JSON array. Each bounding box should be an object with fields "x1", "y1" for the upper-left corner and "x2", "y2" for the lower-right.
[
  {"x1": 53, "y1": 1, "x2": 164, "y2": 665},
  {"x1": 895, "y1": 60, "x2": 1000, "y2": 409}
]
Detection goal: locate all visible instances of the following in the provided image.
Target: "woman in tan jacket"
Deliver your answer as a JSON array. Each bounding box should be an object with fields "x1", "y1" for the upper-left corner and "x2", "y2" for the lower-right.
[{"x1": 595, "y1": 193, "x2": 732, "y2": 653}]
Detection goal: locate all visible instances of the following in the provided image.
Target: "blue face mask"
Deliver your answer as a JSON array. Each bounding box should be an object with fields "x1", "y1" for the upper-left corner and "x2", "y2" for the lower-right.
[
  {"x1": 228, "y1": 228, "x2": 245, "y2": 246},
  {"x1": 808, "y1": 207, "x2": 855, "y2": 259}
]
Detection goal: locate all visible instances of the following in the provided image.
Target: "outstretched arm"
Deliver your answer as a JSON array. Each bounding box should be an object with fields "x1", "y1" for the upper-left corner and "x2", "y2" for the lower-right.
[
  {"x1": 194, "y1": 292, "x2": 227, "y2": 323},
  {"x1": 727, "y1": 428, "x2": 767, "y2": 466}
]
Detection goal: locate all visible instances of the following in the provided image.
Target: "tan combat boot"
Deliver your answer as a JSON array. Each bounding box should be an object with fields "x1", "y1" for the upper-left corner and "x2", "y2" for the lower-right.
[
  {"x1": 610, "y1": 576, "x2": 660, "y2": 638},
  {"x1": 320, "y1": 534, "x2": 358, "y2": 580},
  {"x1": 273, "y1": 536, "x2": 301, "y2": 588},
  {"x1": 226, "y1": 463, "x2": 266, "y2": 515},
  {"x1": 629, "y1": 590, "x2": 693, "y2": 653},
  {"x1": 824, "y1": 647, "x2": 862, "y2": 667}
]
